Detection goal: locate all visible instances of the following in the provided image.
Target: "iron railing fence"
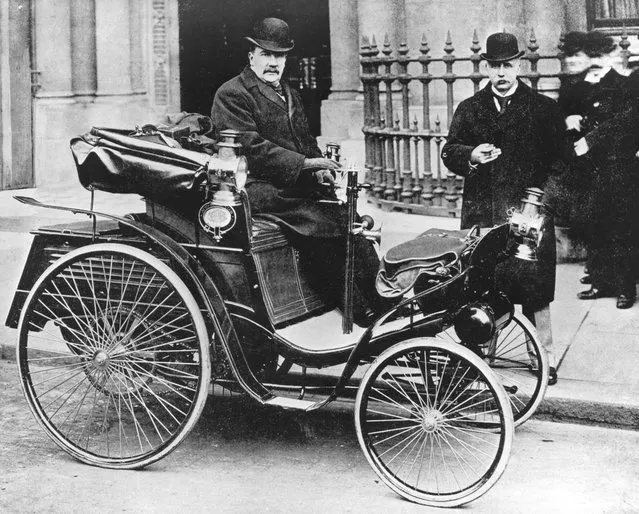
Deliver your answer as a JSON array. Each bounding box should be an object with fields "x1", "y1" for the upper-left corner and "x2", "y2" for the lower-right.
[{"x1": 360, "y1": 29, "x2": 634, "y2": 216}]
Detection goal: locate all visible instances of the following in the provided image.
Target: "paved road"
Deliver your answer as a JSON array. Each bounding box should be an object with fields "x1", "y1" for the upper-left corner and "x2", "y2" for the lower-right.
[{"x1": 0, "y1": 359, "x2": 637, "y2": 514}]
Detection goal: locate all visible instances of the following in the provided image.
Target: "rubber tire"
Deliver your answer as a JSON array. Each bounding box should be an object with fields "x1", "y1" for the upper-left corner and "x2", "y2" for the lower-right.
[
  {"x1": 17, "y1": 243, "x2": 211, "y2": 469},
  {"x1": 437, "y1": 310, "x2": 549, "y2": 427},
  {"x1": 355, "y1": 338, "x2": 513, "y2": 507}
]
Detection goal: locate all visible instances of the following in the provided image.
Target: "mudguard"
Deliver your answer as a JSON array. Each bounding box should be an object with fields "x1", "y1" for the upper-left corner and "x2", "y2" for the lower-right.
[{"x1": 7, "y1": 196, "x2": 275, "y2": 403}]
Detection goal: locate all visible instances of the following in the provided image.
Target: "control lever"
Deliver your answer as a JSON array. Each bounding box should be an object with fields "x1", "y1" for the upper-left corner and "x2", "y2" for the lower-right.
[{"x1": 355, "y1": 214, "x2": 382, "y2": 245}]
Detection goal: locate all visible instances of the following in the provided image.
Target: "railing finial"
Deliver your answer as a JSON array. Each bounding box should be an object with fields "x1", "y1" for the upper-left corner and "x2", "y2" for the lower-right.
[
  {"x1": 444, "y1": 31, "x2": 454, "y2": 55},
  {"x1": 528, "y1": 28, "x2": 539, "y2": 54},
  {"x1": 420, "y1": 33, "x2": 430, "y2": 55},
  {"x1": 360, "y1": 35, "x2": 370, "y2": 52},
  {"x1": 471, "y1": 29, "x2": 481, "y2": 54},
  {"x1": 398, "y1": 40, "x2": 409, "y2": 57},
  {"x1": 382, "y1": 33, "x2": 392, "y2": 57}
]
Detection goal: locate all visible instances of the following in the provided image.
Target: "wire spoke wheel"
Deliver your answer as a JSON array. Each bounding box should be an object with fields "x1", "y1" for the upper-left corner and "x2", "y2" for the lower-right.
[
  {"x1": 437, "y1": 311, "x2": 548, "y2": 426},
  {"x1": 17, "y1": 244, "x2": 211, "y2": 469},
  {"x1": 355, "y1": 339, "x2": 513, "y2": 507}
]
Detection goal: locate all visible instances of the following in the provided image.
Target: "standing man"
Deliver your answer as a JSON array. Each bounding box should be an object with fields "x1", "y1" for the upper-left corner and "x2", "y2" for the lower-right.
[
  {"x1": 211, "y1": 17, "x2": 384, "y2": 325},
  {"x1": 572, "y1": 32, "x2": 638, "y2": 309},
  {"x1": 441, "y1": 32, "x2": 564, "y2": 384}
]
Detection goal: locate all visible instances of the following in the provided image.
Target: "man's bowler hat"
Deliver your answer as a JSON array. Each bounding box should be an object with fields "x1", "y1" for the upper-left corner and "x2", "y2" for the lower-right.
[
  {"x1": 244, "y1": 17, "x2": 294, "y2": 53},
  {"x1": 480, "y1": 32, "x2": 524, "y2": 62}
]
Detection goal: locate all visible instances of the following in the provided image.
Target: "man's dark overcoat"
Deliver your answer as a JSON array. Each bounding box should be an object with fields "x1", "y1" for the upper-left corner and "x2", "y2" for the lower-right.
[
  {"x1": 211, "y1": 66, "x2": 384, "y2": 321},
  {"x1": 211, "y1": 66, "x2": 345, "y2": 238},
  {"x1": 441, "y1": 81, "x2": 564, "y2": 309}
]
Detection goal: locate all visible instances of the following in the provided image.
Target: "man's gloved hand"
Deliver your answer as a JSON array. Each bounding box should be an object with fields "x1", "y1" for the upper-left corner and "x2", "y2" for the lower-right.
[{"x1": 303, "y1": 157, "x2": 342, "y2": 172}]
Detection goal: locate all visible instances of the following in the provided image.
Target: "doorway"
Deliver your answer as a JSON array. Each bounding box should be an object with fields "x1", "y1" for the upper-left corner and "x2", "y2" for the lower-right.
[{"x1": 178, "y1": 0, "x2": 330, "y2": 136}]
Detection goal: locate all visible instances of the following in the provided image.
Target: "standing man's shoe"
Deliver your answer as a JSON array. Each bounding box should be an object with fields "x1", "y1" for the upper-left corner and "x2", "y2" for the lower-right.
[
  {"x1": 616, "y1": 295, "x2": 635, "y2": 309},
  {"x1": 577, "y1": 287, "x2": 608, "y2": 300},
  {"x1": 579, "y1": 275, "x2": 592, "y2": 285}
]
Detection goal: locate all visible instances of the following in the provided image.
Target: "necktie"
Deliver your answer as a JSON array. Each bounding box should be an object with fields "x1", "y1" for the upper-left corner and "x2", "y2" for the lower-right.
[
  {"x1": 494, "y1": 94, "x2": 511, "y2": 113},
  {"x1": 269, "y1": 82, "x2": 284, "y2": 97}
]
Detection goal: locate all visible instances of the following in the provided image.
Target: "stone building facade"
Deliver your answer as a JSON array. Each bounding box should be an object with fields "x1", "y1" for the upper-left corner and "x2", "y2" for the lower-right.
[
  {"x1": 0, "y1": 0, "x2": 633, "y2": 190},
  {"x1": 0, "y1": 0, "x2": 180, "y2": 189}
]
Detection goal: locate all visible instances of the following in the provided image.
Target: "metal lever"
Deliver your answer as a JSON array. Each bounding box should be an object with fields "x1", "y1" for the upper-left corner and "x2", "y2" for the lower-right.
[{"x1": 353, "y1": 215, "x2": 381, "y2": 245}]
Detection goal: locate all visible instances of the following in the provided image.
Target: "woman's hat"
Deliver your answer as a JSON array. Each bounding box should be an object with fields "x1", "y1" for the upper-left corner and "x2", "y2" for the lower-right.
[
  {"x1": 562, "y1": 31, "x2": 588, "y2": 57},
  {"x1": 480, "y1": 32, "x2": 525, "y2": 62},
  {"x1": 244, "y1": 17, "x2": 294, "y2": 53},
  {"x1": 584, "y1": 31, "x2": 616, "y2": 57}
]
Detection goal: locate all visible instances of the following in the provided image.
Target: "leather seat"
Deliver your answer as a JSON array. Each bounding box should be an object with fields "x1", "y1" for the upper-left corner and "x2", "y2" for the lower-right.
[{"x1": 376, "y1": 228, "x2": 472, "y2": 298}]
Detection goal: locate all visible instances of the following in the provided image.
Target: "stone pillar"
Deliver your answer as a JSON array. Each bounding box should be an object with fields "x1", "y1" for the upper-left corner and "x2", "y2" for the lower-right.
[
  {"x1": 327, "y1": 0, "x2": 359, "y2": 99},
  {"x1": 34, "y1": 0, "x2": 73, "y2": 96},
  {"x1": 70, "y1": 0, "x2": 97, "y2": 97},
  {"x1": 523, "y1": 0, "x2": 565, "y2": 54},
  {"x1": 320, "y1": 0, "x2": 406, "y2": 142},
  {"x1": 129, "y1": 0, "x2": 146, "y2": 94},
  {"x1": 357, "y1": 0, "x2": 406, "y2": 50},
  {"x1": 0, "y1": 0, "x2": 10, "y2": 185},
  {"x1": 320, "y1": 0, "x2": 361, "y2": 141},
  {"x1": 95, "y1": 0, "x2": 132, "y2": 95},
  {"x1": 565, "y1": 0, "x2": 588, "y2": 32}
]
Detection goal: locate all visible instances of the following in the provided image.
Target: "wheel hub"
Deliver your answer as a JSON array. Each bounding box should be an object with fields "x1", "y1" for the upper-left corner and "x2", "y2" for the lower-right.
[
  {"x1": 420, "y1": 408, "x2": 444, "y2": 433},
  {"x1": 93, "y1": 350, "x2": 110, "y2": 370}
]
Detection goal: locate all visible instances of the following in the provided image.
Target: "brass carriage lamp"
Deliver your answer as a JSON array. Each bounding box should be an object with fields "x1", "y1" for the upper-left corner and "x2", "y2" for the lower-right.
[
  {"x1": 508, "y1": 187, "x2": 546, "y2": 262},
  {"x1": 199, "y1": 130, "x2": 248, "y2": 241},
  {"x1": 207, "y1": 129, "x2": 249, "y2": 198}
]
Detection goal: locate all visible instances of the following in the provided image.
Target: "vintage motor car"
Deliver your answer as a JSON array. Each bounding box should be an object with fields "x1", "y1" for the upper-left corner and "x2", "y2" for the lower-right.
[{"x1": 5, "y1": 125, "x2": 549, "y2": 508}]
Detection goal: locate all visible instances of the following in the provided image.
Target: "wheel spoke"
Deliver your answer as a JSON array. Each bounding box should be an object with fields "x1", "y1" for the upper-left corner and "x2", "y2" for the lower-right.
[
  {"x1": 355, "y1": 339, "x2": 512, "y2": 507},
  {"x1": 436, "y1": 313, "x2": 547, "y2": 426},
  {"x1": 18, "y1": 245, "x2": 210, "y2": 468}
]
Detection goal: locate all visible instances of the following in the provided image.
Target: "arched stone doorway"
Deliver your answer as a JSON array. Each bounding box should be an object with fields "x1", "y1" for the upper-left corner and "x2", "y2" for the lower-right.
[{"x1": 178, "y1": 0, "x2": 330, "y2": 136}]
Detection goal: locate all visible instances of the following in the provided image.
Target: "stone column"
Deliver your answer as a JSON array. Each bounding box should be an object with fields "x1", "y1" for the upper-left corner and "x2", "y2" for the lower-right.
[
  {"x1": 327, "y1": 0, "x2": 359, "y2": 100},
  {"x1": 70, "y1": 0, "x2": 97, "y2": 97},
  {"x1": 34, "y1": 0, "x2": 73, "y2": 96},
  {"x1": 95, "y1": 0, "x2": 132, "y2": 95},
  {"x1": 320, "y1": 0, "x2": 406, "y2": 141},
  {"x1": 129, "y1": 0, "x2": 146, "y2": 94},
  {"x1": 357, "y1": 0, "x2": 406, "y2": 51},
  {"x1": 0, "y1": 0, "x2": 10, "y2": 185},
  {"x1": 524, "y1": 0, "x2": 565, "y2": 54}
]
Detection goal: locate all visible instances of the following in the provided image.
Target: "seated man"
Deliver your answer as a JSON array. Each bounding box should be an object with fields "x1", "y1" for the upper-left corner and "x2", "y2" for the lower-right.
[{"x1": 211, "y1": 17, "x2": 384, "y2": 325}]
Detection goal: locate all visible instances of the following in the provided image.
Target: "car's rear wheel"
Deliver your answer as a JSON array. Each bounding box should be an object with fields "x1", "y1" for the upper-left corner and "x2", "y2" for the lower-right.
[{"x1": 17, "y1": 243, "x2": 211, "y2": 469}]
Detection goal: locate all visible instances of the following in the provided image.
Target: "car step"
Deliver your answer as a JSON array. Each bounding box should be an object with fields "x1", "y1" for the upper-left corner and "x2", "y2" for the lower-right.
[{"x1": 264, "y1": 396, "x2": 317, "y2": 410}]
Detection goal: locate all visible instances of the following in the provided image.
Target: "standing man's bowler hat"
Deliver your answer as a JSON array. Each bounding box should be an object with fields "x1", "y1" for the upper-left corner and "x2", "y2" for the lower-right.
[
  {"x1": 244, "y1": 17, "x2": 294, "y2": 53},
  {"x1": 480, "y1": 32, "x2": 525, "y2": 62}
]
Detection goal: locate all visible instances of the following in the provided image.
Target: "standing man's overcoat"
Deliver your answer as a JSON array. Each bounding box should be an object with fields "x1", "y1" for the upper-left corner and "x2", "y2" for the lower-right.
[{"x1": 442, "y1": 80, "x2": 564, "y2": 308}]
